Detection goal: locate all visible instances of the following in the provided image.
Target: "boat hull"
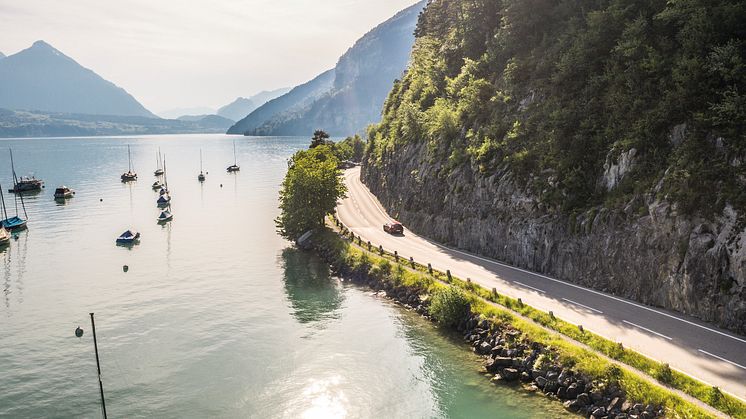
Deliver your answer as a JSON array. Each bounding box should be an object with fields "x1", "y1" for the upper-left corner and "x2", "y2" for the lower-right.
[{"x1": 1, "y1": 217, "x2": 27, "y2": 231}]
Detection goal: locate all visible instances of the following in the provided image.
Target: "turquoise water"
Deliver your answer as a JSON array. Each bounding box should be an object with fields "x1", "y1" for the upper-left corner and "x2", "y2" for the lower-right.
[{"x1": 0, "y1": 134, "x2": 568, "y2": 418}]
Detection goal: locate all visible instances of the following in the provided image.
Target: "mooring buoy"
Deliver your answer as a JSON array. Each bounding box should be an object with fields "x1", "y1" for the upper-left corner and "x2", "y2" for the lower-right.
[
  {"x1": 75, "y1": 326, "x2": 84, "y2": 337},
  {"x1": 123, "y1": 265, "x2": 129, "y2": 273},
  {"x1": 220, "y1": 184, "x2": 223, "y2": 188}
]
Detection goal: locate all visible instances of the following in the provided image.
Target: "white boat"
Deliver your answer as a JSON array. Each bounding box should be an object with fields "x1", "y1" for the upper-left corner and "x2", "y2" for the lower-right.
[
  {"x1": 54, "y1": 186, "x2": 75, "y2": 199},
  {"x1": 0, "y1": 226, "x2": 10, "y2": 246},
  {"x1": 152, "y1": 180, "x2": 163, "y2": 190},
  {"x1": 116, "y1": 229, "x2": 140, "y2": 245},
  {"x1": 157, "y1": 209, "x2": 173, "y2": 223}
]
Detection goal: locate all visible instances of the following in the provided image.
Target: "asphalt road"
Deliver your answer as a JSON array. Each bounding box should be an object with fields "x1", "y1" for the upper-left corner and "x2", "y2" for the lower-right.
[{"x1": 337, "y1": 167, "x2": 746, "y2": 401}]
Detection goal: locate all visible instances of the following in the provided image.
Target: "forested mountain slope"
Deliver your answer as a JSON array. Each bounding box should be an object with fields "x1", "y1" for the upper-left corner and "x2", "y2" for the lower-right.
[{"x1": 362, "y1": 0, "x2": 746, "y2": 332}]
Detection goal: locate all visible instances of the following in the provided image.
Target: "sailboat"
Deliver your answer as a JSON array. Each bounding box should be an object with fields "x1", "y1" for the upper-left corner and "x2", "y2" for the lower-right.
[
  {"x1": 0, "y1": 182, "x2": 28, "y2": 231},
  {"x1": 154, "y1": 148, "x2": 164, "y2": 176},
  {"x1": 8, "y1": 149, "x2": 43, "y2": 193},
  {"x1": 0, "y1": 225, "x2": 9, "y2": 247},
  {"x1": 198, "y1": 149, "x2": 206, "y2": 182},
  {"x1": 157, "y1": 206, "x2": 173, "y2": 223},
  {"x1": 227, "y1": 141, "x2": 240, "y2": 172},
  {"x1": 116, "y1": 229, "x2": 140, "y2": 245},
  {"x1": 157, "y1": 157, "x2": 171, "y2": 207},
  {"x1": 121, "y1": 145, "x2": 137, "y2": 182}
]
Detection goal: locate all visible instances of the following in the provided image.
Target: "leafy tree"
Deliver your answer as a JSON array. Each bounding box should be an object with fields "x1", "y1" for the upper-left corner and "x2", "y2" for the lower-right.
[
  {"x1": 310, "y1": 130, "x2": 332, "y2": 148},
  {"x1": 334, "y1": 135, "x2": 366, "y2": 162},
  {"x1": 276, "y1": 145, "x2": 347, "y2": 241}
]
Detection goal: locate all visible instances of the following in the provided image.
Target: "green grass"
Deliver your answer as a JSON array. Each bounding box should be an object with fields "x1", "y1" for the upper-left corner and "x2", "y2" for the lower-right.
[{"x1": 322, "y1": 222, "x2": 744, "y2": 418}]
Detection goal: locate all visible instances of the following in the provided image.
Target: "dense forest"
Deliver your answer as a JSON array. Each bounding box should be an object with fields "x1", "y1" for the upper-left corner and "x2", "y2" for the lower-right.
[
  {"x1": 366, "y1": 0, "x2": 745, "y2": 216},
  {"x1": 362, "y1": 0, "x2": 746, "y2": 332}
]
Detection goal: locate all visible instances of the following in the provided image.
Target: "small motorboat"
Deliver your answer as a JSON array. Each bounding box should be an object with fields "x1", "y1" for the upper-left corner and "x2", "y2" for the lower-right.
[
  {"x1": 1, "y1": 216, "x2": 26, "y2": 231},
  {"x1": 53, "y1": 186, "x2": 75, "y2": 200},
  {"x1": 152, "y1": 180, "x2": 163, "y2": 190},
  {"x1": 9, "y1": 176, "x2": 44, "y2": 193},
  {"x1": 227, "y1": 141, "x2": 240, "y2": 172},
  {"x1": 7, "y1": 149, "x2": 43, "y2": 193},
  {"x1": 0, "y1": 227, "x2": 10, "y2": 246},
  {"x1": 157, "y1": 209, "x2": 173, "y2": 223},
  {"x1": 157, "y1": 194, "x2": 171, "y2": 207},
  {"x1": 116, "y1": 230, "x2": 140, "y2": 245}
]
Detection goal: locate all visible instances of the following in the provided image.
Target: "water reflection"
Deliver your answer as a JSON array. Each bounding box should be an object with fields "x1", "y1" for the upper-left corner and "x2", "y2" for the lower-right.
[{"x1": 281, "y1": 248, "x2": 344, "y2": 326}]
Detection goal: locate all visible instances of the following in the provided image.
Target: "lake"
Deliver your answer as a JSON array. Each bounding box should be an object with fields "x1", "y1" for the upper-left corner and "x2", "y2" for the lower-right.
[{"x1": 0, "y1": 134, "x2": 567, "y2": 418}]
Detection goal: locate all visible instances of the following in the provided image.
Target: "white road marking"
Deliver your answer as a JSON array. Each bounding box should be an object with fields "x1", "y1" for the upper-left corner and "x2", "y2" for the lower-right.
[
  {"x1": 514, "y1": 281, "x2": 544, "y2": 294},
  {"x1": 562, "y1": 298, "x2": 603, "y2": 314},
  {"x1": 698, "y1": 350, "x2": 746, "y2": 371},
  {"x1": 622, "y1": 320, "x2": 672, "y2": 341},
  {"x1": 341, "y1": 169, "x2": 746, "y2": 345}
]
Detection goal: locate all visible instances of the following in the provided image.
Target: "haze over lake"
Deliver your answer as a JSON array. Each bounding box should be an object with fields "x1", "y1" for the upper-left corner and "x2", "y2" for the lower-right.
[{"x1": 0, "y1": 134, "x2": 566, "y2": 418}]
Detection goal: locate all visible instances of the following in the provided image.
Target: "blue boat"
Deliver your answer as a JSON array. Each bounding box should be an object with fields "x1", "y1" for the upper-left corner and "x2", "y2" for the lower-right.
[
  {"x1": 0, "y1": 182, "x2": 28, "y2": 231},
  {"x1": 116, "y1": 230, "x2": 140, "y2": 245}
]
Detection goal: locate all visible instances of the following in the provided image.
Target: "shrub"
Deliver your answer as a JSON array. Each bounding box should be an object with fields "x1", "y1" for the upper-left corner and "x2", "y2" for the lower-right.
[{"x1": 428, "y1": 287, "x2": 471, "y2": 325}]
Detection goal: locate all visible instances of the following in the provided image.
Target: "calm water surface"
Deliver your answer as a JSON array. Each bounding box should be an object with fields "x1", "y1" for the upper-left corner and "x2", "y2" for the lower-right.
[{"x1": 0, "y1": 134, "x2": 567, "y2": 418}]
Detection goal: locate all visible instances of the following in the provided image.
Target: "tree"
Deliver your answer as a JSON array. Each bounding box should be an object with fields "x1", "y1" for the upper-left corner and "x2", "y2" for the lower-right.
[
  {"x1": 310, "y1": 130, "x2": 332, "y2": 148},
  {"x1": 428, "y1": 287, "x2": 471, "y2": 326},
  {"x1": 276, "y1": 145, "x2": 347, "y2": 241},
  {"x1": 334, "y1": 135, "x2": 366, "y2": 162}
]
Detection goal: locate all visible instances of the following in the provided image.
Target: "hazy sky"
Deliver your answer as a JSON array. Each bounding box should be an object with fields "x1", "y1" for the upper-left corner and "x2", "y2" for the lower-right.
[{"x1": 0, "y1": 0, "x2": 419, "y2": 114}]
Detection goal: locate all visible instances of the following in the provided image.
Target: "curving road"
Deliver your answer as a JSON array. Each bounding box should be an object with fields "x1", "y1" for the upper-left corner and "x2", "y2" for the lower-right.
[{"x1": 337, "y1": 166, "x2": 746, "y2": 401}]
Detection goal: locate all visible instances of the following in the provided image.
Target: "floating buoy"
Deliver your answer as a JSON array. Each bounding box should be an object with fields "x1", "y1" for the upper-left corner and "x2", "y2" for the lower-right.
[
  {"x1": 123, "y1": 265, "x2": 129, "y2": 272},
  {"x1": 75, "y1": 326, "x2": 84, "y2": 337},
  {"x1": 220, "y1": 184, "x2": 223, "y2": 188},
  {"x1": 100, "y1": 198, "x2": 103, "y2": 202}
]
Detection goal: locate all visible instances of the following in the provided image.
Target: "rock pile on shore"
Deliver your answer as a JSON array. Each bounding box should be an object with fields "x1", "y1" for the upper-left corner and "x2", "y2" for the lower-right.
[{"x1": 312, "y1": 239, "x2": 664, "y2": 418}]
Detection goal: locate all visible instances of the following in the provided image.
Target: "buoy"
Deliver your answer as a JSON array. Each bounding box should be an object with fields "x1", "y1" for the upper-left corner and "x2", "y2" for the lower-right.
[
  {"x1": 100, "y1": 198, "x2": 103, "y2": 202},
  {"x1": 220, "y1": 184, "x2": 223, "y2": 188},
  {"x1": 123, "y1": 265, "x2": 129, "y2": 272},
  {"x1": 75, "y1": 326, "x2": 84, "y2": 337}
]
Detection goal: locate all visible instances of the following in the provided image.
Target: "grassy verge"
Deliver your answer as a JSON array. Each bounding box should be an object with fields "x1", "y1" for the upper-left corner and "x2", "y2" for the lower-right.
[{"x1": 325, "y1": 221, "x2": 744, "y2": 418}]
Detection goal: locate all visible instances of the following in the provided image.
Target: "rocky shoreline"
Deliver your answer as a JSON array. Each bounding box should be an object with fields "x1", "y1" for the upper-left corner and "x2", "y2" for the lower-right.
[{"x1": 312, "y1": 238, "x2": 665, "y2": 419}]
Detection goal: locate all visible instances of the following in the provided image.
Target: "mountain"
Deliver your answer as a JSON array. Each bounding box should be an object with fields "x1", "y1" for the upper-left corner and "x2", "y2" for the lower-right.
[
  {"x1": 226, "y1": 69, "x2": 335, "y2": 135},
  {"x1": 0, "y1": 108, "x2": 230, "y2": 137},
  {"x1": 217, "y1": 88, "x2": 291, "y2": 121},
  {"x1": 228, "y1": 0, "x2": 427, "y2": 137},
  {"x1": 0, "y1": 41, "x2": 155, "y2": 117},
  {"x1": 362, "y1": 0, "x2": 746, "y2": 333},
  {"x1": 0, "y1": 52, "x2": 5, "y2": 59},
  {"x1": 177, "y1": 114, "x2": 234, "y2": 130},
  {"x1": 159, "y1": 106, "x2": 215, "y2": 119}
]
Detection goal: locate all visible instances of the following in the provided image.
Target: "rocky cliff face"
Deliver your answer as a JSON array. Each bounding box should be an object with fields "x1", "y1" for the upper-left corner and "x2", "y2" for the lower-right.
[{"x1": 362, "y1": 142, "x2": 746, "y2": 334}]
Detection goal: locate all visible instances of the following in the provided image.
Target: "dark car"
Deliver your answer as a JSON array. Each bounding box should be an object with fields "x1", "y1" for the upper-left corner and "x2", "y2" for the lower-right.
[{"x1": 383, "y1": 221, "x2": 404, "y2": 235}]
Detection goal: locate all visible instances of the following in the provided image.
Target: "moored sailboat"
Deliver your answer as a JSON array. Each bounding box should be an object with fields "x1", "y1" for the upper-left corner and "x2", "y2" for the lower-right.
[
  {"x1": 121, "y1": 145, "x2": 137, "y2": 182},
  {"x1": 198, "y1": 149, "x2": 206, "y2": 182},
  {"x1": 227, "y1": 141, "x2": 240, "y2": 172},
  {"x1": 154, "y1": 148, "x2": 164, "y2": 176},
  {"x1": 116, "y1": 229, "x2": 140, "y2": 245},
  {"x1": 157, "y1": 156, "x2": 171, "y2": 206},
  {"x1": 0, "y1": 226, "x2": 10, "y2": 246},
  {"x1": 0, "y1": 183, "x2": 28, "y2": 231}
]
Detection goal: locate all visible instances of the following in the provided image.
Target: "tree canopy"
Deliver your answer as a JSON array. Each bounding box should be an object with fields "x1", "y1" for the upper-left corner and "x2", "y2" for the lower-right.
[{"x1": 276, "y1": 144, "x2": 347, "y2": 241}]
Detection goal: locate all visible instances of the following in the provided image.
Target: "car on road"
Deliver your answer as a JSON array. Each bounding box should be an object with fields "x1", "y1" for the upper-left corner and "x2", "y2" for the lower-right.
[{"x1": 383, "y1": 221, "x2": 404, "y2": 235}]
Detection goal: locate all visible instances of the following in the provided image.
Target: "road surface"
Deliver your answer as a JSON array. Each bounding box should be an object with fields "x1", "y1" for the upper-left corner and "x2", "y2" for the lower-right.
[{"x1": 337, "y1": 166, "x2": 746, "y2": 400}]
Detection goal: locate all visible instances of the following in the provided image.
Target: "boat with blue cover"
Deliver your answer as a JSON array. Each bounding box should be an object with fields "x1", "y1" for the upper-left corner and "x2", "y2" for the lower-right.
[
  {"x1": 116, "y1": 230, "x2": 140, "y2": 244},
  {"x1": 0, "y1": 182, "x2": 28, "y2": 231}
]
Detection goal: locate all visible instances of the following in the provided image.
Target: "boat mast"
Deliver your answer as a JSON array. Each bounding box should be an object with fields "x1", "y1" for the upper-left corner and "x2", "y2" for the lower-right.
[
  {"x1": 233, "y1": 141, "x2": 237, "y2": 166},
  {"x1": 163, "y1": 156, "x2": 168, "y2": 190},
  {"x1": 127, "y1": 145, "x2": 133, "y2": 173},
  {"x1": 9, "y1": 148, "x2": 19, "y2": 188},
  {"x1": 0, "y1": 183, "x2": 9, "y2": 221},
  {"x1": 89, "y1": 313, "x2": 108, "y2": 419},
  {"x1": 200, "y1": 149, "x2": 203, "y2": 173}
]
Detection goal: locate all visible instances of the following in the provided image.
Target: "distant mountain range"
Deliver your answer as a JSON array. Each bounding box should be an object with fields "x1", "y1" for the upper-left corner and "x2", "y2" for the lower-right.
[
  {"x1": 0, "y1": 52, "x2": 5, "y2": 59},
  {"x1": 0, "y1": 41, "x2": 155, "y2": 117},
  {"x1": 217, "y1": 88, "x2": 291, "y2": 121},
  {"x1": 0, "y1": 108, "x2": 231, "y2": 138},
  {"x1": 227, "y1": 0, "x2": 426, "y2": 137},
  {"x1": 158, "y1": 106, "x2": 216, "y2": 120}
]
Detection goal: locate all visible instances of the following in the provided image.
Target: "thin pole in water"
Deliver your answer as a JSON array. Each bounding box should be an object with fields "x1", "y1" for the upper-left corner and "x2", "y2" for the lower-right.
[{"x1": 89, "y1": 313, "x2": 108, "y2": 419}]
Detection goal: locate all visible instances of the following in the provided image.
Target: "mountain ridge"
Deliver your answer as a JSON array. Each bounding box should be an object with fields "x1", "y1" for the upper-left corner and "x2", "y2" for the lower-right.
[{"x1": 0, "y1": 40, "x2": 155, "y2": 117}]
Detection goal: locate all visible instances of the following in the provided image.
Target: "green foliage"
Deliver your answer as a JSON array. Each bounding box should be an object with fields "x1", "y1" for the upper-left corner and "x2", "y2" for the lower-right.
[
  {"x1": 656, "y1": 362, "x2": 674, "y2": 385},
  {"x1": 366, "y1": 0, "x2": 746, "y2": 216},
  {"x1": 334, "y1": 134, "x2": 366, "y2": 162},
  {"x1": 310, "y1": 130, "x2": 333, "y2": 148},
  {"x1": 428, "y1": 286, "x2": 471, "y2": 325},
  {"x1": 276, "y1": 146, "x2": 347, "y2": 240}
]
